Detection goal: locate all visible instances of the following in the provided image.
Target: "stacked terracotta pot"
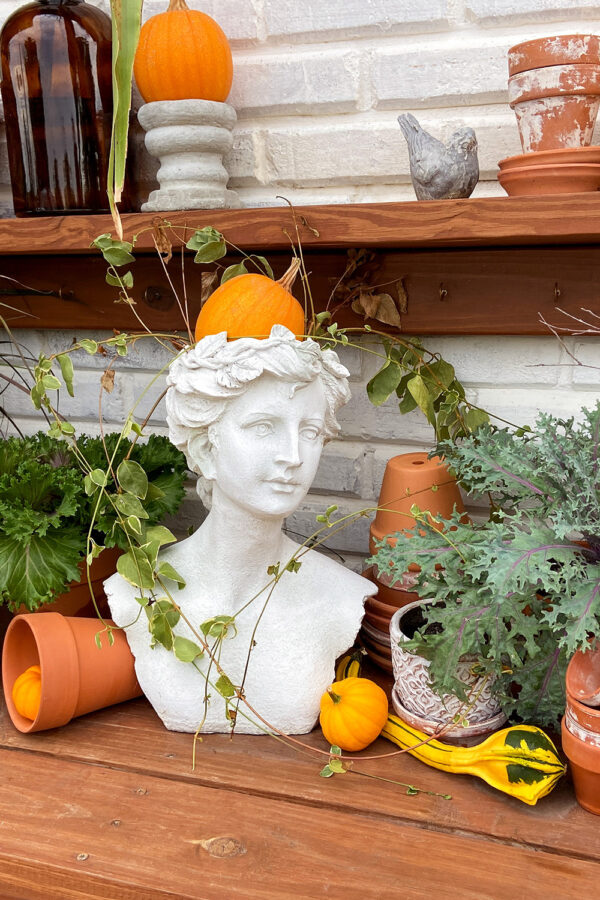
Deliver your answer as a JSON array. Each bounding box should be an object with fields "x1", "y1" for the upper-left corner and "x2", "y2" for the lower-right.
[
  {"x1": 360, "y1": 452, "x2": 465, "y2": 672},
  {"x1": 562, "y1": 644, "x2": 600, "y2": 815},
  {"x1": 499, "y1": 34, "x2": 600, "y2": 196}
]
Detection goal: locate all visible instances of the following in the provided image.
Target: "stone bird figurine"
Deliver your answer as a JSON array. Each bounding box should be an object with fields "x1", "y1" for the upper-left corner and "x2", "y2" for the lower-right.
[{"x1": 398, "y1": 113, "x2": 479, "y2": 201}]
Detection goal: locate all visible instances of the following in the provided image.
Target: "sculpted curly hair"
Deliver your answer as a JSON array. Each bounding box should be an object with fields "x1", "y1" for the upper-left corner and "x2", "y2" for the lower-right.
[{"x1": 166, "y1": 325, "x2": 350, "y2": 508}]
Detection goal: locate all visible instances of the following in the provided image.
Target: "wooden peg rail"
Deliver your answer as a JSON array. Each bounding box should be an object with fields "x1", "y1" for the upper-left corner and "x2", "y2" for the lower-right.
[{"x1": 1, "y1": 194, "x2": 600, "y2": 334}]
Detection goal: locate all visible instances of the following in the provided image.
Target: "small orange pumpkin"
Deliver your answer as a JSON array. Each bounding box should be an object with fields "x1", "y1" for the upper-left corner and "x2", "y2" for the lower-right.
[
  {"x1": 319, "y1": 676, "x2": 389, "y2": 752},
  {"x1": 12, "y1": 664, "x2": 42, "y2": 722},
  {"x1": 134, "y1": 0, "x2": 233, "y2": 104},
  {"x1": 195, "y1": 259, "x2": 305, "y2": 341}
]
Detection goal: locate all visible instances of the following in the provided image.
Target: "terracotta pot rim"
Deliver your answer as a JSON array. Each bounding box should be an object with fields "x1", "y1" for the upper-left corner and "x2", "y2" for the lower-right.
[
  {"x1": 508, "y1": 35, "x2": 600, "y2": 76},
  {"x1": 566, "y1": 645, "x2": 600, "y2": 706},
  {"x1": 2, "y1": 613, "x2": 81, "y2": 733},
  {"x1": 360, "y1": 618, "x2": 391, "y2": 646},
  {"x1": 498, "y1": 146, "x2": 600, "y2": 169},
  {"x1": 562, "y1": 718, "x2": 600, "y2": 771},
  {"x1": 566, "y1": 688, "x2": 600, "y2": 717},
  {"x1": 509, "y1": 70, "x2": 600, "y2": 112}
]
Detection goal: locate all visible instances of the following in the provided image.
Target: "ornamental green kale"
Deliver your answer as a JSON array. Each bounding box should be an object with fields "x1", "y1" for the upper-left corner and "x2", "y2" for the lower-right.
[{"x1": 371, "y1": 403, "x2": 600, "y2": 727}]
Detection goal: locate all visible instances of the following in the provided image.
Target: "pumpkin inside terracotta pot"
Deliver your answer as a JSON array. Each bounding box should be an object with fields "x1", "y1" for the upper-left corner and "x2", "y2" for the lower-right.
[{"x1": 134, "y1": 0, "x2": 233, "y2": 104}]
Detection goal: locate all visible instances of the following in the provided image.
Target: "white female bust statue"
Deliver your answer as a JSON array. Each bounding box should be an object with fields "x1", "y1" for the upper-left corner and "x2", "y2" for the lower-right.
[{"x1": 105, "y1": 325, "x2": 376, "y2": 735}]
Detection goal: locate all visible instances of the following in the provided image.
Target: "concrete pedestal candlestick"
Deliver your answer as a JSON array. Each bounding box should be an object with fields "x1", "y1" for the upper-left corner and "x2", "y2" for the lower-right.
[{"x1": 137, "y1": 99, "x2": 241, "y2": 211}]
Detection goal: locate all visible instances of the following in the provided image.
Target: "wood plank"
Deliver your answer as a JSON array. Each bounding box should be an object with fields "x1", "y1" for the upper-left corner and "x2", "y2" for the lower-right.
[
  {"x1": 0, "y1": 700, "x2": 593, "y2": 864},
  {"x1": 3, "y1": 195, "x2": 600, "y2": 255},
  {"x1": 2, "y1": 246, "x2": 597, "y2": 335},
  {"x1": 0, "y1": 746, "x2": 598, "y2": 900}
]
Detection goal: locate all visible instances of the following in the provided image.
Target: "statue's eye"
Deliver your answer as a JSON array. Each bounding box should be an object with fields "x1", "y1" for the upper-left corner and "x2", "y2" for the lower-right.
[
  {"x1": 252, "y1": 422, "x2": 273, "y2": 436},
  {"x1": 302, "y1": 426, "x2": 321, "y2": 441}
]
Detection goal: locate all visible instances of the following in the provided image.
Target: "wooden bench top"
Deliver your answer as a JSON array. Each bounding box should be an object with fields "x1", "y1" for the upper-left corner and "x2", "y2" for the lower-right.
[{"x1": 0, "y1": 687, "x2": 598, "y2": 899}]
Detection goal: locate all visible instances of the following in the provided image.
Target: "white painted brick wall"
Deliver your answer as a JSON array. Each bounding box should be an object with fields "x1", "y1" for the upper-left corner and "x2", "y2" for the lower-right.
[{"x1": 2, "y1": 2, "x2": 600, "y2": 562}]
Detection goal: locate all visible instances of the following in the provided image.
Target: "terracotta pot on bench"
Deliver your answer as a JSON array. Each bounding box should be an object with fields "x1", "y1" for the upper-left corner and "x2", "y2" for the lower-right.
[{"x1": 2, "y1": 612, "x2": 142, "y2": 734}]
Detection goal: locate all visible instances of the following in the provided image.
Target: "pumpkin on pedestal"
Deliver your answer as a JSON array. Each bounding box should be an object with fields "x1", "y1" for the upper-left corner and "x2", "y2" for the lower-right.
[{"x1": 134, "y1": 0, "x2": 233, "y2": 103}]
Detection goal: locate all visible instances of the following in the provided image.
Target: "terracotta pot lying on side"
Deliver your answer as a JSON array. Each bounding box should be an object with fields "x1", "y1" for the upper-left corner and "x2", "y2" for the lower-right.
[{"x1": 2, "y1": 612, "x2": 142, "y2": 734}]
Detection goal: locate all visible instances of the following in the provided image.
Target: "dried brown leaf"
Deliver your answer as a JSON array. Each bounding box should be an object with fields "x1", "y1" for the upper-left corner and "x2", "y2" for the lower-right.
[
  {"x1": 200, "y1": 271, "x2": 219, "y2": 308},
  {"x1": 372, "y1": 293, "x2": 402, "y2": 327},
  {"x1": 153, "y1": 219, "x2": 172, "y2": 263},
  {"x1": 352, "y1": 290, "x2": 402, "y2": 327},
  {"x1": 397, "y1": 278, "x2": 408, "y2": 315},
  {"x1": 356, "y1": 290, "x2": 380, "y2": 319},
  {"x1": 101, "y1": 368, "x2": 115, "y2": 394}
]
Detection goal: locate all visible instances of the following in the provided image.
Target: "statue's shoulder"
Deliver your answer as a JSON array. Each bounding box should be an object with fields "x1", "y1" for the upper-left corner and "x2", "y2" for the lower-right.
[
  {"x1": 103, "y1": 568, "x2": 145, "y2": 628},
  {"x1": 294, "y1": 544, "x2": 377, "y2": 600}
]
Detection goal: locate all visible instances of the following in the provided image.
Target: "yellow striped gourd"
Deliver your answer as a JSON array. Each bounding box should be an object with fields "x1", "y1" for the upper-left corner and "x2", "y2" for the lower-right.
[{"x1": 381, "y1": 715, "x2": 565, "y2": 805}]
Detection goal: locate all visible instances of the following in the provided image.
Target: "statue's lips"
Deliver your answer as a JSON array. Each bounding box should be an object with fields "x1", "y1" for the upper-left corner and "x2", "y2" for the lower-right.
[{"x1": 265, "y1": 479, "x2": 300, "y2": 492}]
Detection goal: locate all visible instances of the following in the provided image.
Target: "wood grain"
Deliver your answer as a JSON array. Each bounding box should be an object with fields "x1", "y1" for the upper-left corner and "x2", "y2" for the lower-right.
[
  {"x1": 3, "y1": 195, "x2": 600, "y2": 254},
  {"x1": 0, "y1": 699, "x2": 594, "y2": 865},
  {"x1": 2, "y1": 246, "x2": 598, "y2": 335},
  {"x1": 0, "y1": 744, "x2": 598, "y2": 900}
]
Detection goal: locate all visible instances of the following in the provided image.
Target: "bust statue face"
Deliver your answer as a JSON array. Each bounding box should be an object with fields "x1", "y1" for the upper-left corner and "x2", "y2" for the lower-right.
[
  {"x1": 165, "y1": 326, "x2": 352, "y2": 511},
  {"x1": 195, "y1": 373, "x2": 327, "y2": 519}
]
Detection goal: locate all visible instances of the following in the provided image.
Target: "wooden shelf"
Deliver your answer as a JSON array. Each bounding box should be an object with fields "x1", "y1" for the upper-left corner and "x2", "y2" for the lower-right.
[
  {"x1": 1, "y1": 196, "x2": 600, "y2": 333},
  {"x1": 3, "y1": 194, "x2": 600, "y2": 253},
  {"x1": 1, "y1": 690, "x2": 599, "y2": 898}
]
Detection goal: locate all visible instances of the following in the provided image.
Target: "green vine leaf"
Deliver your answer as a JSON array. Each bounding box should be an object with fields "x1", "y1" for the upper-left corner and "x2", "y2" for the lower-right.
[
  {"x1": 407, "y1": 374, "x2": 436, "y2": 427},
  {"x1": 173, "y1": 635, "x2": 204, "y2": 663},
  {"x1": 216, "y1": 674, "x2": 236, "y2": 699},
  {"x1": 58, "y1": 354, "x2": 75, "y2": 397},
  {"x1": 79, "y1": 339, "x2": 98, "y2": 355},
  {"x1": 185, "y1": 227, "x2": 226, "y2": 263},
  {"x1": 200, "y1": 615, "x2": 237, "y2": 639},
  {"x1": 117, "y1": 547, "x2": 155, "y2": 590},
  {"x1": 117, "y1": 459, "x2": 148, "y2": 499},
  {"x1": 156, "y1": 560, "x2": 186, "y2": 588},
  {"x1": 367, "y1": 360, "x2": 403, "y2": 406},
  {"x1": 221, "y1": 262, "x2": 248, "y2": 284}
]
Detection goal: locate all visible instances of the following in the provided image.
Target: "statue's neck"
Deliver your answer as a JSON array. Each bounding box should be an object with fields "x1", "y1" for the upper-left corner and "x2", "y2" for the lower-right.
[{"x1": 195, "y1": 490, "x2": 288, "y2": 578}]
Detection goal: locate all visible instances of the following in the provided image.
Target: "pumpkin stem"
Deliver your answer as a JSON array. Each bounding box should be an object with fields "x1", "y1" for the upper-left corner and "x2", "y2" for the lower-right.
[
  {"x1": 327, "y1": 689, "x2": 342, "y2": 704},
  {"x1": 168, "y1": 0, "x2": 190, "y2": 10},
  {"x1": 277, "y1": 258, "x2": 301, "y2": 294}
]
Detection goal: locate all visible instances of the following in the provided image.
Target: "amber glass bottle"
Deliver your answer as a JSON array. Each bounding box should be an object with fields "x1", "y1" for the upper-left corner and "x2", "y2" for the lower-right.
[{"x1": 0, "y1": 0, "x2": 113, "y2": 216}]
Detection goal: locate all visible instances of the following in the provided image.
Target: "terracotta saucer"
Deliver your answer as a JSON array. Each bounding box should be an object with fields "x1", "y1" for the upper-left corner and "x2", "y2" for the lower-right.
[
  {"x1": 499, "y1": 146, "x2": 600, "y2": 170},
  {"x1": 498, "y1": 162, "x2": 600, "y2": 196}
]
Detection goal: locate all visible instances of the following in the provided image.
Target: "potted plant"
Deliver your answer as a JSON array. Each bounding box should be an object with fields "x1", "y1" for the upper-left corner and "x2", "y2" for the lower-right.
[
  {"x1": 370, "y1": 401, "x2": 600, "y2": 729},
  {"x1": 0, "y1": 431, "x2": 187, "y2": 613}
]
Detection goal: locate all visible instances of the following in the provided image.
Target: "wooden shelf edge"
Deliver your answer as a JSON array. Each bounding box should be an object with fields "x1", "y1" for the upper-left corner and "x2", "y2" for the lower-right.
[{"x1": 3, "y1": 194, "x2": 600, "y2": 254}]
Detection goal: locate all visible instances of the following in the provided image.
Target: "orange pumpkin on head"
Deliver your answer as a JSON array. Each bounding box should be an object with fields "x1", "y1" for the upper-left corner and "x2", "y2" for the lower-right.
[
  {"x1": 195, "y1": 259, "x2": 306, "y2": 341},
  {"x1": 134, "y1": 0, "x2": 233, "y2": 104}
]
